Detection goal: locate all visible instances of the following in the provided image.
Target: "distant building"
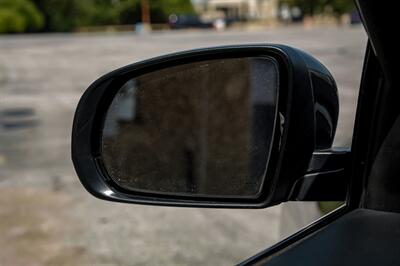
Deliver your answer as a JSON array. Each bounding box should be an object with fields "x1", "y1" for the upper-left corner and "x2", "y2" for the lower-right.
[{"x1": 193, "y1": 0, "x2": 278, "y2": 21}]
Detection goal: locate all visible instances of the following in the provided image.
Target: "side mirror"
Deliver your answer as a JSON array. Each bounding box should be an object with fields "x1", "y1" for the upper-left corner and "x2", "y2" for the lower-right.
[{"x1": 72, "y1": 45, "x2": 346, "y2": 208}]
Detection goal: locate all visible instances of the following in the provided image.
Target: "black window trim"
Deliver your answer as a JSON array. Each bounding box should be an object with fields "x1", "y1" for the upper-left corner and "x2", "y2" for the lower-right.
[{"x1": 239, "y1": 40, "x2": 381, "y2": 265}]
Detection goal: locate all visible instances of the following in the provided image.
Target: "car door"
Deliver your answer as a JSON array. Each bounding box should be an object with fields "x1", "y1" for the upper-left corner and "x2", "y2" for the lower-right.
[
  {"x1": 241, "y1": 0, "x2": 400, "y2": 264},
  {"x1": 73, "y1": 3, "x2": 390, "y2": 263}
]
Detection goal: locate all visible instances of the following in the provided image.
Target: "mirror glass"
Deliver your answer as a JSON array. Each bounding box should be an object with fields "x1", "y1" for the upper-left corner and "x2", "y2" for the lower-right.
[{"x1": 101, "y1": 57, "x2": 279, "y2": 198}]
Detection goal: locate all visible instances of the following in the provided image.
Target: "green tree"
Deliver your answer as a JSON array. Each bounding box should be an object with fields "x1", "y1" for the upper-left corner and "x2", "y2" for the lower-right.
[
  {"x1": 84, "y1": 0, "x2": 120, "y2": 26},
  {"x1": 113, "y1": 0, "x2": 141, "y2": 25},
  {"x1": 115, "y1": 0, "x2": 195, "y2": 24},
  {"x1": 29, "y1": 0, "x2": 195, "y2": 32},
  {"x1": 0, "y1": 0, "x2": 44, "y2": 33},
  {"x1": 150, "y1": 0, "x2": 195, "y2": 23},
  {"x1": 32, "y1": 0, "x2": 92, "y2": 31}
]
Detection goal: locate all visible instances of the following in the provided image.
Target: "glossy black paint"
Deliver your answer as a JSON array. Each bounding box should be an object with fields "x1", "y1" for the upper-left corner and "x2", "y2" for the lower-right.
[
  {"x1": 241, "y1": 43, "x2": 374, "y2": 264},
  {"x1": 290, "y1": 149, "x2": 350, "y2": 201},
  {"x1": 71, "y1": 45, "x2": 339, "y2": 208},
  {"x1": 243, "y1": 0, "x2": 400, "y2": 264}
]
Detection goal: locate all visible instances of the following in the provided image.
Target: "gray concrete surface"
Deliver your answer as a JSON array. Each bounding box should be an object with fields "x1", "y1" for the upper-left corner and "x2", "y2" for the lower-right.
[{"x1": 0, "y1": 26, "x2": 366, "y2": 265}]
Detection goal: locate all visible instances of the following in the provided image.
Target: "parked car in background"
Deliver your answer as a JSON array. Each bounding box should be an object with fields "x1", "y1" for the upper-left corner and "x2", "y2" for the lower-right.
[{"x1": 168, "y1": 14, "x2": 214, "y2": 29}]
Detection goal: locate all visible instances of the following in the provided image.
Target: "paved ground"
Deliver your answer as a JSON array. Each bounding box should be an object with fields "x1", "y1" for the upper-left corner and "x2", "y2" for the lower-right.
[{"x1": 0, "y1": 26, "x2": 366, "y2": 265}]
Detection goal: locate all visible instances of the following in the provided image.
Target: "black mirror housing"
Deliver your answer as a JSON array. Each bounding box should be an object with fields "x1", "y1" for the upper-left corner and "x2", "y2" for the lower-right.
[{"x1": 72, "y1": 44, "x2": 338, "y2": 208}]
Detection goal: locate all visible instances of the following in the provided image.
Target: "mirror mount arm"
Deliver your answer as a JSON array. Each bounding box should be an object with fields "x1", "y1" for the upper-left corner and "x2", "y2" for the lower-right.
[{"x1": 288, "y1": 149, "x2": 351, "y2": 201}]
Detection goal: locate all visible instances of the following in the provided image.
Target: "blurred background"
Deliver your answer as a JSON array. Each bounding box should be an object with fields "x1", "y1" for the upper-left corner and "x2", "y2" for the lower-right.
[{"x1": 1, "y1": 0, "x2": 366, "y2": 265}]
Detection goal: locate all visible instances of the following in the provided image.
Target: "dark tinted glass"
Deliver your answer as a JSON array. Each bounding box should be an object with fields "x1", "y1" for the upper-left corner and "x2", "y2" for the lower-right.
[{"x1": 102, "y1": 57, "x2": 279, "y2": 197}]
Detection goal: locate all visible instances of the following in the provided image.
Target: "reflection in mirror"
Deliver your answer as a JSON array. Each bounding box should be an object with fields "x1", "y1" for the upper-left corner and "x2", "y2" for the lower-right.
[{"x1": 102, "y1": 57, "x2": 279, "y2": 198}]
